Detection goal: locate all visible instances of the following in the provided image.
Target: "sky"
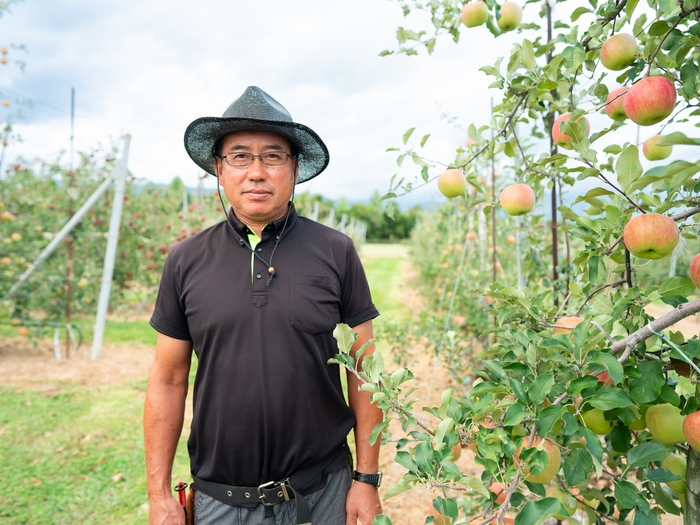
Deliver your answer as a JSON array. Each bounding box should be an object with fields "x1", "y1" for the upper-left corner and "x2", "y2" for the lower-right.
[
  {"x1": 0, "y1": 0, "x2": 687, "y2": 208},
  {"x1": 0, "y1": 0, "x2": 518, "y2": 207}
]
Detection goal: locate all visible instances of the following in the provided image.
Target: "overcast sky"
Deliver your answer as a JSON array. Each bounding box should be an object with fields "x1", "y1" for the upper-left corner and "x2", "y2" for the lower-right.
[
  {"x1": 0, "y1": 0, "x2": 685, "y2": 208},
  {"x1": 0, "y1": 0, "x2": 522, "y2": 206}
]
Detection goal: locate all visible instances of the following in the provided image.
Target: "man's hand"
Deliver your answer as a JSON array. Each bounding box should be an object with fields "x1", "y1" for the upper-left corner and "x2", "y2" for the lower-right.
[
  {"x1": 148, "y1": 494, "x2": 186, "y2": 525},
  {"x1": 346, "y1": 481, "x2": 382, "y2": 525}
]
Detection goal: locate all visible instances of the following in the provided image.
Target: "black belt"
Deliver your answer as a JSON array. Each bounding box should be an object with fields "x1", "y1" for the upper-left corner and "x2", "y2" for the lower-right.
[{"x1": 192, "y1": 443, "x2": 348, "y2": 525}]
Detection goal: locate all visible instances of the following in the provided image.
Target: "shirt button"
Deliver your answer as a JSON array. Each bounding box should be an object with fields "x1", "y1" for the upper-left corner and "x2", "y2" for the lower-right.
[{"x1": 256, "y1": 273, "x2": 262, "y2": 279}]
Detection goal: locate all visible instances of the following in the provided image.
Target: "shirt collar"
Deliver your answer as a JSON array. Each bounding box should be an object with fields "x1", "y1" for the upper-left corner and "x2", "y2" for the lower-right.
[{"x1": 227, "y1": 202, "x2": 298, "y2": 239}]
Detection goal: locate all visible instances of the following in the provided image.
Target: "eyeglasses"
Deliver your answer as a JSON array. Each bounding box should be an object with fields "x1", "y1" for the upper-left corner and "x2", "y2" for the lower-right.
[{"x1": 218, "y1": 152, "x2": 295, "y2": 168}]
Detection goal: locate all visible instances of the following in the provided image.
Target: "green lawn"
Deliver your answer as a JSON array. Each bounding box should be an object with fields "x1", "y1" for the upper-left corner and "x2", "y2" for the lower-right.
[{"x1": 0, "y1": 243, "x2": 408, "y2": 524}]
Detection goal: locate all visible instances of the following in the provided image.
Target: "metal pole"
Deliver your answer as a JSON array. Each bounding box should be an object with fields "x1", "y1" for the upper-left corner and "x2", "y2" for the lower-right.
[
  {"x1": 91, "y1": 134, "x2": 131, "y2": 359},
  {"x1": 4, "y1": 173, "x2": 115, "y2": 299}
]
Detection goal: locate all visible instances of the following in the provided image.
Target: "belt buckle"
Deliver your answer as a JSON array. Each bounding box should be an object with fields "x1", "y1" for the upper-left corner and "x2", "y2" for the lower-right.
[{"x1": 258, "y1": 478, "x2": 290, "y2": 506}]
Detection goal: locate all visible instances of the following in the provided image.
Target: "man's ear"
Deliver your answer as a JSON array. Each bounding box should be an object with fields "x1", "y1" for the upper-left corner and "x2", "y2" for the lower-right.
[{"x1": 293, "y1": 160, "x2": 299, "y2": 185}]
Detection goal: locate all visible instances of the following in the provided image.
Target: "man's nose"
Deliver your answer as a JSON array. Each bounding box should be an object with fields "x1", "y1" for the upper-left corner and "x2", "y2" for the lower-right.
[{"x1": 247, "y1": 157, "x2": 268, "y2": 179}]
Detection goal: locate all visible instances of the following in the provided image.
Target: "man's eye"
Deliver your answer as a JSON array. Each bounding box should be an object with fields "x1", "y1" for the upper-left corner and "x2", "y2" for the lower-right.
[
  {"x1": 264, "y1": 153, "x2": 283, "y2": 161},
  {"x1": 232, "y1": 153, "x2": 251, "y2": 161}
]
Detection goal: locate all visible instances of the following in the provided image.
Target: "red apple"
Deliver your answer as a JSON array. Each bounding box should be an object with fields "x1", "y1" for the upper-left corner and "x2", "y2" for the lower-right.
[
  {"x1": 600, "y1": 33, "x2": 638, "y2": 70},
  {"x1": 623, "y1": 213, "x2": 679, "y2": 260},
  {"x1": 466, "y1": 231, "x2": 477, "y2": 241},
  {"x1": 437, "y1": 168, "x2": 467, "y2": 199},
  {"x1": 646, "y1": 403, "x2": 686, "y2": 444},
  {"x1": 497, "y1": 2, "x2": 522, "y2": 32},
  {"x1": 605, "y1": 87, "x2": 629, "y2": 121},
  {"x1": 683, "y1": 411, "x2": 700, "y2": 452},
  {"x1": 553, "y1": 315, "x2": 583, "y2": 334},
  {"x1": 490, "y1": 481, "x2": 507, "y2": 505},
  {"x1": 643, "y1": 135, "x2": 673, "y2": 161},
  {"x1": 623, "y1": 76, "x2": 677, "y2": 126},
  {"x1": 499, "y1": 183, "x2": 535, "y2": 216},
  {"x1": 552, "y1": 113, "x2": 590, "y2": 150},
  {"x1": 690, "y1": 255, "x2": 700, "y2": 288},
  {"x1": 506, "y1": 235, "x2": 516, "y2": 244},
  {"x1": 462, "y1": 1, "x2": 489, "y2": 27}
]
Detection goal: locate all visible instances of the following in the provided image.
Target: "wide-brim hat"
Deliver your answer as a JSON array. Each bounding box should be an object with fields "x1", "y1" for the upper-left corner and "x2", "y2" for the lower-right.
[{"x1": 184, "y1": 86, "x2": 329, "y2": 183}]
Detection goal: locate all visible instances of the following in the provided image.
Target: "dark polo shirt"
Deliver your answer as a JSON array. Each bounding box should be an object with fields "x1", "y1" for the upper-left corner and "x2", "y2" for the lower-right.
[{"x1": 150, "y1": 203, "x2": 379, "y2": 491}]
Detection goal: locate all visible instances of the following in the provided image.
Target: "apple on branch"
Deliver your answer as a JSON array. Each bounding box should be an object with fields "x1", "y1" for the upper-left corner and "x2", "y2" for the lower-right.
[
  {"x1": 690, "y1": 254, "x2": 700, "y2": 288},
  {"x1": 683, "y1": 411, "x2": 700, "y2": 452},
  {"x1": 623, "y1": 213, "x2": 679, "y2": 260},
  {"x1": 497, "y1": 2, "x2": 522, "y2": 32},
  {"x1": 643, "y1": 135, "x2": 673, "y2": 161},
  {"x1": 552, "y1": 112, "x2": 590, "y2": 149},
  {"x1": 514, "y1": 438, "x2": 561, "y2": 484},
  {"x1": 645, "y1": 403, "x2": 686, "y2": 444},
  {"x1": 600, "y1": 33, "x2": 638, "y2": 71},
  {"x1": 623, "y1": 76, "x2": 677, "y2": 126},
  {"x1": 660, "y1": 454, "x2": 687, "y2": 494},
  {"x1": 499, "y1": 183, "x2": 535, "y2": 216},
  {"x1": 553, "y1": 315, "x2": 583, "y2": 334},
  {"x1": 437, "y1": 168, "x2": 467, "y2": 199},
  {"x1": 605, "y1": 86, "x2": 629, "y2": 121},
  {"x1": 461, "y1": 1, "x2": 488, "y2": 28}
]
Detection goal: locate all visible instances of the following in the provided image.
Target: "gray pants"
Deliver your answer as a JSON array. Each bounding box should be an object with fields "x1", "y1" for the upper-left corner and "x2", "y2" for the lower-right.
[{"x1": 195, "y1": 466, "x2": 352, "y2": 525}]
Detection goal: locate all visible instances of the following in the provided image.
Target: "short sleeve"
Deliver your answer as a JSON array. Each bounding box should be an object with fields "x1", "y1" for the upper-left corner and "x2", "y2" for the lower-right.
[
  {"x1": 150, "y1": 250, "x2": 192, "y2": 341},
  {"x1": 339, "y1": 241, "x2": 379, "y2": 328}
]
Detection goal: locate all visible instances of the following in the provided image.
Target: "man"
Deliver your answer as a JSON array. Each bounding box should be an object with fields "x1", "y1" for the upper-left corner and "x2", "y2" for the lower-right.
[{"x1": 144, "y1": 86, "x2": 383, "y2": 525}]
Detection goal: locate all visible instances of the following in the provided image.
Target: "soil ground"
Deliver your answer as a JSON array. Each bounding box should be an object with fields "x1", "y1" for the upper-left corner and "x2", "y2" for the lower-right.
[{"x1": 0, "y1": 246, "x2": 694, "y2": 524}]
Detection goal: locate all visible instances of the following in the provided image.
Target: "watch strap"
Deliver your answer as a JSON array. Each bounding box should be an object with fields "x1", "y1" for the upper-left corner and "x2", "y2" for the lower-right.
[{"x1": 352, "y1": 470, "x2": 382, "y2": 487}]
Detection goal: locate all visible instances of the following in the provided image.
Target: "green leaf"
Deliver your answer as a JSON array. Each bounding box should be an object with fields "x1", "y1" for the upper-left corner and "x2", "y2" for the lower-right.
[
  {"x1": 522, "y1": 39, "x2": 536, "y2": 71},
  {"x1": 529, "y1": 373, "x2": 555, "y2": 404},
  {"x1": 629, "y1": 362, "x2": 665, "y2": 403},
  {"x1": 681, "y1": 61, "x2": 699, "y2": 99},
  {"x1": 657, "y1": 131, "x2": 700, "y2": 146},
  {"x1": 589, "y1": 388, "x2": 633, "y2": 410},
  {"x1": 420, "y1": 133, "x2": 430, "y2": 148},
  {"x1": 581, "y1": 427, "x2": 603, "y2": 462},
  {"x1": 627, "y1": 442, "x2": 668, "y2": 469},
  {"x1": 659, "y1": 277, "x2": 695, "y2": 297},
  {"x1": 646, "y1": 468, "x2": 683, "y2": 483},
  {"x1": 633, "y1": 504, "x2": 662, "y2": 525},
  {"x1": 563, "y1": 448, "x2": 593, "y2": 485},
  {"x1": 402, "y1": 127, "x2": 415, "y2": 145},
  {"x1": 372, "y1": 515, "x2": 393, "y2": 525},
  {"x1": 569, "y1": 376, "x2": 599, "y2": 397},
  {"x1": 504, "y1": 403, "x2": 529, "y2": 426},
  {"x1": 616, "y1": 145, "x2": 643, "y2": 191},
  {"x1": 537, "y1": 405, "x2": 566, "y2": 437},
  {"x1": 591, "y1": 352, "x2": 624, "y2": 385},
  {"x1": 333, "y1": 324, "x2": 357, "y2": 354},
  {"x1": 649, "y1": 20, "x2": 671, "y2": 37},
  {"x1": 615, "y1": 479, "x2": 640, "y2": 509},
  {"x1": 434, "y1": 417, "x2": 455, "y2": 451},
  {"x1": 573, "y1": 187, "x2": 615, "y2": 205},
  {"x1": 571, "y1": 6, "x2": 591, "y2": 21},
  {"x1": 515, "y1": 498, "x2": 564, "y2": 525}
]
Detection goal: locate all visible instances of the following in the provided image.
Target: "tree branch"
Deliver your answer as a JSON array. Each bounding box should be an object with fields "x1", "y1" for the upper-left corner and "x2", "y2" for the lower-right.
[{"x1": 611, "y1": 298, "x2": 700, "y2": 357}]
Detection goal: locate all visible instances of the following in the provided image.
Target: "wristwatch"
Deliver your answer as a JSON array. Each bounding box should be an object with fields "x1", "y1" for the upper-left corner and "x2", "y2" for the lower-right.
[{"x1": 352, "y1": 470, "x2": 382, "y2": 487}]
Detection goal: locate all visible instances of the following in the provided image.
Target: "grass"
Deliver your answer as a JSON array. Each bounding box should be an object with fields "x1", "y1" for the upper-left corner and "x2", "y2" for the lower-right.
[{"x1": 0, "y1": 243, "x2": 407, "y2": 524}]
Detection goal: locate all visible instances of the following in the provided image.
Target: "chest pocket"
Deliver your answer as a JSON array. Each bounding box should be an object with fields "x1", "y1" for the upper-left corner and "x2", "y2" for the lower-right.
[{"x1": 289, "y1": 275, "x2": 341, "y2": 334}]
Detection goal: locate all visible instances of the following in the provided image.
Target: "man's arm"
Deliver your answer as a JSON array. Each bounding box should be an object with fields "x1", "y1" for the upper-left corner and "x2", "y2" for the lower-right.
[
  {"x1": 346, "y1": 319, "x2": 383, "y2": 525},
  {"x1": 144, "y1": 333, "x2": 193, "y2": 525}
]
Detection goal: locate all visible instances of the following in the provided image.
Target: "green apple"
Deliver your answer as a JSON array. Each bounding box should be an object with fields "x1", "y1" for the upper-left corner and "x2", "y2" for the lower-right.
[
  {"x1": 437, "y1": 168, "x2": 467, "y2": 199},
  {"x1": 581, "y1": 408, "x2": 613, "y2": 435},
  {"x1": 499, "y1": 183, "x2": 535, "y2": 215},
  {"x1": 546, "y1": 485, "x2": 578, "y2": 519},
  {"x1": 461, "y1": 1, "x2": 488, "y2": 27},
  {"x1": 497, "y1": 1, "x2": 522, "y2": 32},
  {"x1": 661, "y1": 454, "x2": 686, "y2": 494},
  {"x1": 623, "y1": 213, "x2": 679, "y2": 260},
  {"x1": 643, "y1": 135, "x2": 672, "y2": 161},
  {"x1": 600, "y1": 33, "x2": 638, "y2": 70},
  {"x1": 646, "y1": 403, "x2": 686, "y2": 444}
]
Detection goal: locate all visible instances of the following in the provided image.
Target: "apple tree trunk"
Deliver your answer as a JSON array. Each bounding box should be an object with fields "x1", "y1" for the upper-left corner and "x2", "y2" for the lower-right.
[{"x1": 685, "y1": 446, "x2": 700, "y2": 525}]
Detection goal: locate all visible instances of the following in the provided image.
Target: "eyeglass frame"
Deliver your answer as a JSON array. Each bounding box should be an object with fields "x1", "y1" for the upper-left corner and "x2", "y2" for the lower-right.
[{"x1": 216, "y1": 152, "x2": 297, "y2": 168}]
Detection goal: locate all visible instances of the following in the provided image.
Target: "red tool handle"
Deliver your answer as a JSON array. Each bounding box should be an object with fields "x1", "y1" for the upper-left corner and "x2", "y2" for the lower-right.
[{"x1": 174, "y1": 482, "x2": 188, "y2": 506}]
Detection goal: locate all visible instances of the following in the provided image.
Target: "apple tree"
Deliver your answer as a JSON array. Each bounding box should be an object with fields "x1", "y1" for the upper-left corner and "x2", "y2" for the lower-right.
[{"x1": 334, "y1": 0, "x2": 700, "y2": 524}]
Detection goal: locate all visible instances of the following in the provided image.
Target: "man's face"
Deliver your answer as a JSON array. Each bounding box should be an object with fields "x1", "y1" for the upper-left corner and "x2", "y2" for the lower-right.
[{"x1": 214, "y1": 131, "x2": 298, "y2": 229}]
